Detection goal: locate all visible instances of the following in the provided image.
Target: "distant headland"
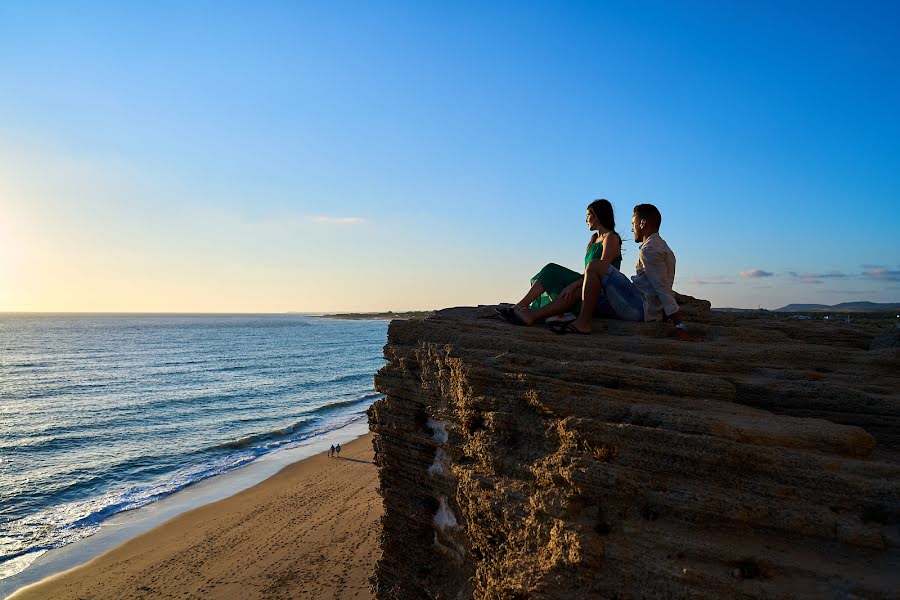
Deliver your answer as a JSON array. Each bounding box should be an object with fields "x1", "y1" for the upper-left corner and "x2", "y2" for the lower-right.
[
  {"x1": 318, "y1": 311, "x2": 434, "y2": 321},
  {"x1": 775, "y1": 301, "x2": 900, "y2": 312},
  {"x1": 714, "y1": 301, "x2": 900, "y2": 315}
]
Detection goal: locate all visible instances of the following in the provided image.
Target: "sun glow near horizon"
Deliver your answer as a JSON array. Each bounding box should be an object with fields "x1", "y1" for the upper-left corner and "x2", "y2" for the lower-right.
[
  {"x1": 1, "y1": 2, "x2": 898, "y2": 312},
  {"x1": 0, "y1": 146, "x2": 515, "y2": 313},
  {"x1": 2, "y1": 135, "x2": 898, "y2": 312}
]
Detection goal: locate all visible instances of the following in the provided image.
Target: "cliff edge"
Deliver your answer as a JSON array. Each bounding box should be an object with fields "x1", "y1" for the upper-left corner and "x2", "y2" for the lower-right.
[{"x1": 369, "y1": 296, "x2": 900, "y2": 599}]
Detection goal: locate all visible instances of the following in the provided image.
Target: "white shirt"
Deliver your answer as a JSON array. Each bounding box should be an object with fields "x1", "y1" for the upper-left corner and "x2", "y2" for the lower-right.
[{"x1": 631, "y1": 232, "x2": 679, "y2": 321}]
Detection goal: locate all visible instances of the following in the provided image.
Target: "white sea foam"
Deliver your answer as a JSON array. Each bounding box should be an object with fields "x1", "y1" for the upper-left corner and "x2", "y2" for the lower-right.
[{"x1": 0, "y1": 551, "x2": 46, "y2": 581}]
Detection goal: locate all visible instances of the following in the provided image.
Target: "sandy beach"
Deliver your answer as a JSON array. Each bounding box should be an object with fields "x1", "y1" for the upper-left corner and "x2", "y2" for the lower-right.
[{"x1": 10, "y1": 434, "x2": 381, "y2": 600}]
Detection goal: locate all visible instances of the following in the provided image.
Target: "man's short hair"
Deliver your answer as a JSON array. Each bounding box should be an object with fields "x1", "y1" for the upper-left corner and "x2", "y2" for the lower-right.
[{"x1": 633, "y1": 203, "x2": 662, "y2": 228}]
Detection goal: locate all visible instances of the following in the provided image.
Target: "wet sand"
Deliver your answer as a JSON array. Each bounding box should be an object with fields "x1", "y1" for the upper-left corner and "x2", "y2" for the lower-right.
[{"x1": 10, "y1": 434, "x2": 381, "y2": 600}]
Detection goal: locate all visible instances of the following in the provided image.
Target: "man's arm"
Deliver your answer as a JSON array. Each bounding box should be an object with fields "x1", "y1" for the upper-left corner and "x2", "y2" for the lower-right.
[
  {"x1": 641, "y1": 245, "x2": 679, "y2": 318},
  {"x1": 642, "y1": 246, "x2": 702, "y2": 342}
]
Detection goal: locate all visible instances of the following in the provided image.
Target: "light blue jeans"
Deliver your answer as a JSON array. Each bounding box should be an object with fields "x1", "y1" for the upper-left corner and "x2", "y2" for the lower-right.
[{"x1": 596, "y1": 265, "x2": 645, "y2": 322}]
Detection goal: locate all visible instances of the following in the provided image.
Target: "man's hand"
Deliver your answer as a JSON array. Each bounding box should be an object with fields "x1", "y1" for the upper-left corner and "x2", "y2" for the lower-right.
[{"x1": 558, "y1": 278, "x2": 584, "y2": 302}]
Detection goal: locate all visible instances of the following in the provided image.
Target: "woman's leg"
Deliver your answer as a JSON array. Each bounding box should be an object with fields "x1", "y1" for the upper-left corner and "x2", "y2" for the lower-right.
[
  {"x1": 516, "y1": 280, "x2": 545, "y2": 309},
  {"x1": 509, "y1": 263, "x2": 582, "y2": 325},
  {"x1": 570, "y1": 262, "x2": 606, "y2": 333},
  {"x1": 571, "y1": 265, "x2": 644, "y2": 333},
  {"x1": 514, "y1": 278, "x2": 582, "y2": 324}
]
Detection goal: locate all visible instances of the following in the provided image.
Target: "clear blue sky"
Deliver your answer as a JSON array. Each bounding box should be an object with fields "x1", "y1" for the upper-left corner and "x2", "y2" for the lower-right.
[{"x1": 1, "y1": 1, "x2": 898, "y2": 311}]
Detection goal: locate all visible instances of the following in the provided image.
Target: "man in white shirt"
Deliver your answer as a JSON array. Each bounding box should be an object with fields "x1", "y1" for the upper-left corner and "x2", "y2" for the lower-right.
[
  {"x1": 630, "y1": 204, "x2": 678, "y2": 320},
  {"x1": 629, "y1": 203, "x2": 699, "y2": 341}
]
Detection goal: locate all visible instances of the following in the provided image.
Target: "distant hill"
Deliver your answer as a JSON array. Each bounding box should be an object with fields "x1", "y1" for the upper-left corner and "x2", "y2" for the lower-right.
[
  {"x1": 776, "y1": 302, "x2": 900, "y2": 312},
  {"x1": 776, "y1": 303, "x2": 831, "y2": 312}
]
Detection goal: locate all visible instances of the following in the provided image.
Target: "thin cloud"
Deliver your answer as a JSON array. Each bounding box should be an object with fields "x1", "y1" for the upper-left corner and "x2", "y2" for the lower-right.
[
  {"x1": 787, "y1": 272, "x2": 822, "y2": 284},
  {"x1": 739, "y1": 269, "x2": 774, "y2": 278},
  {"x1": 309, "y1": 215, "x2": 366, "y2": 225},
  {"x1": 862, "y1": 266, "x2": 900, "y2": 282},
  {"x1": 787, "y1": 271, "x2": 850, "y2": 284},
  {"x1": 690, "y1": 275, "x2": 735, "y2": 285},
  {"x1": 242, "y1": 213, "x2": 367, "y2": 228}
]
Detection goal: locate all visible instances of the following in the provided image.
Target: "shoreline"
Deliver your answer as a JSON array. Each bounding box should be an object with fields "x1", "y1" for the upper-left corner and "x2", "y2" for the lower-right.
[{"x1": 2, "y1": 422, "x2": 377, "y2": 600}]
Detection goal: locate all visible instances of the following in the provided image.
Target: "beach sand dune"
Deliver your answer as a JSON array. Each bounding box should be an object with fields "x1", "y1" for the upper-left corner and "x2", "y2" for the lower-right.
[{"x1": 11, "y1": 434, "x2": 381, "y2": 600}]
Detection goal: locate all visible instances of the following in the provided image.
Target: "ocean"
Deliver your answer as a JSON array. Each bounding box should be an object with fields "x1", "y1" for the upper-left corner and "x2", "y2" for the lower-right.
[{"x1": 0, "y1": 314, "x2": 387, "y2": 585}]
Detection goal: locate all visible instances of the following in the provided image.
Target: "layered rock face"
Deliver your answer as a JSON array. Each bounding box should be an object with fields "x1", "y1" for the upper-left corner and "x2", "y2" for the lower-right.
[{"x1": 368, "y1": 297, "x2": 900, "y2": 599}]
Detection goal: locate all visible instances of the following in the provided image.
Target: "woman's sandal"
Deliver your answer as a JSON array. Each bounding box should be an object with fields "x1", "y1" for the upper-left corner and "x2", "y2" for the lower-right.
[
  {"x1": 495, "y1": 306, "x2": 527, "y2": 326},
  {"x1": 551, "y1": 322, "x2": 591, "y2": 335}
]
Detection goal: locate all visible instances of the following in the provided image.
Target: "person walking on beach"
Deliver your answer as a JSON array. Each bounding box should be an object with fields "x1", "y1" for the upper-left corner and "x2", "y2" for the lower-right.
[
  {"x1": 329, "y1": 444, "x2": 335, "y2": 457},
  {"x1": 335, "y1": 443, "x2": 341, "y2": 457}
]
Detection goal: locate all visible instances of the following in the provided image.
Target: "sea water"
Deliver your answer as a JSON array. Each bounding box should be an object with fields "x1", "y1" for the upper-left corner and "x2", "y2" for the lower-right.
[{"x1": 0, "y1": 314, "x2": 387, "y2": 583}]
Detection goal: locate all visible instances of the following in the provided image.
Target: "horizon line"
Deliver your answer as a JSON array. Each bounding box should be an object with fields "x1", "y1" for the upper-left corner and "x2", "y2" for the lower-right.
[
  {"x1": 2, "y1": 300, "x2": 897, "y2": 316},
  {"x1": 0, "y1": 310, "x2": 437, "y2": 316}
]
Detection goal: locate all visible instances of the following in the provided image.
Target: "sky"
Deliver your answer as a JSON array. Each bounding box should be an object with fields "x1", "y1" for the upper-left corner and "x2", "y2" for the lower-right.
[{"x1": 1, "y1": 1, "x2": 899, "y2": 312}]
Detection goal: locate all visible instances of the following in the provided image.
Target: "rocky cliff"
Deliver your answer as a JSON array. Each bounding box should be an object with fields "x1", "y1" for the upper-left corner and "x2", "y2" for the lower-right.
[{"x1": 368, "y1": 297, "x2": 900, "y2": 599}]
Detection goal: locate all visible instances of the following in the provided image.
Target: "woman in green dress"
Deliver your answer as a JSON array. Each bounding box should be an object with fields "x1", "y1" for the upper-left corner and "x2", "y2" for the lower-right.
[{"x1": 502, "y1": 198, "x2": 623, "y2": 326}]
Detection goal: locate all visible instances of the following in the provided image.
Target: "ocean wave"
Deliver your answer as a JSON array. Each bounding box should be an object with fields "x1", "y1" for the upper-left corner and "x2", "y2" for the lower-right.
[
  {"x1": 208, "y1": 391, "x2": 382, "y2": 452},
  {"x1": 218, "y1": 364, "x2": 253, "y2": 372},
  {"x1": 153, "y1": 359, "x2": 208, "y2": 367},
  {"x1": 211, "y1": 419, "x2": 309, "y2": 451},
  {"x1": 0, "y1": 432, "x2": 104, "y2": 452},
  {"x1": 306, "y1": 371, "x2": 372, "y2": 386},
  {"x1": 304, "y1": 392, "x2": 383, "y2": 416},
  {"x1": 0, "y1": 549, "x2": 46, "y2": 580},
  {"x1": 6, "y1": 361, "x2": 53, "y2": 369},
  {"x1": 134, "y1": 389, "x2": 261, "y2": 411},
  {"x1": 0, "y1": 452, "x2": 260, "y2": 570},
  {"x1": 8, "y1": 414, "x2": 129, "y2": 443}
]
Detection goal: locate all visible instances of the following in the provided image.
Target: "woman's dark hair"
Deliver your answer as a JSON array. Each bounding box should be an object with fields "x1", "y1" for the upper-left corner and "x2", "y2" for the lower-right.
[
  {"x1": 587, "y1": 199, "x2": 622, "y2": 251},
  {"x1": 588, "y1": 198, "x2": 616, "y2": 232}
]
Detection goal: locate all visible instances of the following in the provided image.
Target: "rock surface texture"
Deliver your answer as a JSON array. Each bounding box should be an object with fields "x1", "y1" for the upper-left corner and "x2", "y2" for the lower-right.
[{"x1": 368, "y1": 296, "x2": 900, "y2": 599}]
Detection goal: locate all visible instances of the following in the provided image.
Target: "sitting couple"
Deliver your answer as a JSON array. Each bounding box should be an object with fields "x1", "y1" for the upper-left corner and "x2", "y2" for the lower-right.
[{"x1": 499, "y1": 199, "x2": 699, "y2": 342}]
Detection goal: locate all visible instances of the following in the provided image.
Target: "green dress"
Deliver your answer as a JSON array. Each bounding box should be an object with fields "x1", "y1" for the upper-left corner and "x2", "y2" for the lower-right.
[{"x1": 529, "y1": 239, "x2": 622, "y2": 311}]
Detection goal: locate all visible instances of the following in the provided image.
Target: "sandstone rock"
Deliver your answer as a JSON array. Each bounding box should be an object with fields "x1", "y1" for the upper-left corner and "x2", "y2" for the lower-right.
[
  {"x1": 870, "y1": 325, "x2": 900, "y2": 350},
  {"x1": 369, "y1": 297, "x2": 900, "y2": 599}
]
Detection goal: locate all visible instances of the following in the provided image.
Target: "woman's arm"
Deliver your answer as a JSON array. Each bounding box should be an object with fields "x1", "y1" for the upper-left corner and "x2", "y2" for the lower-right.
[{"x1": 587, "y1": 233, "x2": 621, "y2": 279}]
